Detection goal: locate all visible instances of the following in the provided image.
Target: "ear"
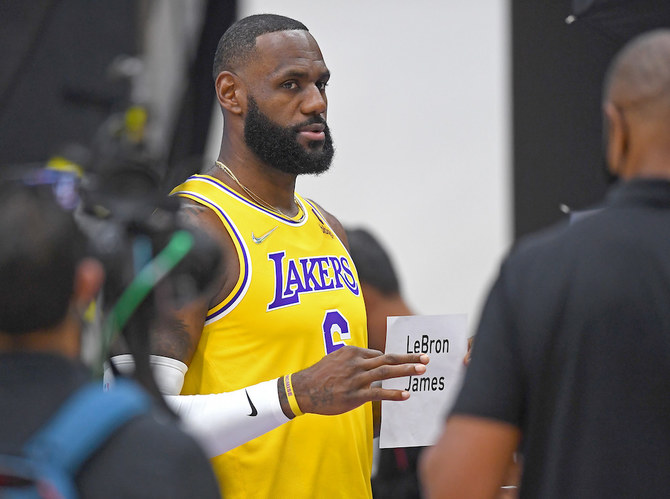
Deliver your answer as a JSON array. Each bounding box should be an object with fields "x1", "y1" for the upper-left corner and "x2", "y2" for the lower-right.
[
  {"x1": 72, "y1": 258, "x2": 105, "y2": 312},
  {"x1": 215, "y1": 71, "x2": 245, "y2": 115},
  {"x1": 603, "y1": 102, "x2": 628, "y2": 178}
]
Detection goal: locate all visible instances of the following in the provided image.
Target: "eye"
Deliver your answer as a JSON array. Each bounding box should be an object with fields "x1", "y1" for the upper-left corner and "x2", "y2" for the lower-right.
[
  {"x1": 281, "y1": 81, "x2": 299, "y2": 90},
  {"x1": 316, "y1": 80, "x2": 329, "y2": 91}
]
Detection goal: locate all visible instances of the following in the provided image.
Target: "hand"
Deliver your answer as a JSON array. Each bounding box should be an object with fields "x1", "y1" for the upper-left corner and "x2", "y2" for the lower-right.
[
  {"x1": 288, "y1": 345, "x2": 429, "y2": 416},
  {"x1": 463, "y1": 336, "x2": 474, "y2": 366}
]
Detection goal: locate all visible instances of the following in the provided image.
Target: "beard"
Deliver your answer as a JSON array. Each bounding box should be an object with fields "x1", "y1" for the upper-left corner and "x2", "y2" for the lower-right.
[{"x1": 244, "y1": 96, "x2": 335, "y2": 175}]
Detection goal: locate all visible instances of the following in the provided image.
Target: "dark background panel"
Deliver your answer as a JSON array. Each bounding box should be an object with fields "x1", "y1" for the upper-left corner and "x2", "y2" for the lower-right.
[
  {"x1": 164, "y1": 0, "x2": 237, "y2": 191},
  {"x1": 0, "y1": 0, "x2": 138, "y2": 168},
  {"x1": 512, "y1": 0, "x2": 670, "y2": 239},
  {"x1": 0, "y1": 0, "x2": 236, "y2": 188},
  {"x1": 512, "y1": 0, "x2": 622, "y2": 239}
]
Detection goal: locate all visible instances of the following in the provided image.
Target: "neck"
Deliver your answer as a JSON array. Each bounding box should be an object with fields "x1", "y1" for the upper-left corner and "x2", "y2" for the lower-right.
[
  {"x1": 614, "y1": 114, "x2": 670, "y2": 180},
  {"x1": 0, "y1": 313, "x2": 80, "y2": 358},
  {"x1": 215, "y1": 148, "x2": 300, "y2": 216},
  {"x1": 625, "y1": 147, "x2": 670, "y2": 181}
]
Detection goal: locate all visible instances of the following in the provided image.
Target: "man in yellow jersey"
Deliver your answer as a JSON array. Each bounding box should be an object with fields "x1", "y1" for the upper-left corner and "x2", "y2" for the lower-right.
[{"x1": 106, "y1": 13, "x2": 429, "y2": 499}]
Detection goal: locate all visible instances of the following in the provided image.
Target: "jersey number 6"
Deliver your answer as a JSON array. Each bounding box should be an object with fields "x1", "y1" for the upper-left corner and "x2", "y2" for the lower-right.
[{"x1": 322, "y1": 309, "x2": 351, "y2": 355}]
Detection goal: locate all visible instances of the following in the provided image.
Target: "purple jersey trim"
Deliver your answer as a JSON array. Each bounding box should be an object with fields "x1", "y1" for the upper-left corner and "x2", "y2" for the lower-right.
[
  {"x1": 191, "y1": 175, "x2": 307, "y2": 225},
  {"x1": 176, "y1": 190, "x2": 251, "y2": 322}
]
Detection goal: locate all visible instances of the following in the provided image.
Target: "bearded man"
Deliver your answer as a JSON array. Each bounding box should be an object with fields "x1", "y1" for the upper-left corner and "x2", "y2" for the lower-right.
[{"x1": 105, "y1": 14, "x2": 429, "y2": 499}]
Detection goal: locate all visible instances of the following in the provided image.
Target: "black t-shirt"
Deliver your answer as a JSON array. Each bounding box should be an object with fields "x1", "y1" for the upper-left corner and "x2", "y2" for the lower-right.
[
  {"x1": 452, "y1": 179, "x2": 670, "y2": 498},
  {"x1": 0, "y1": 352, "x2": 221, "y2": 498}
]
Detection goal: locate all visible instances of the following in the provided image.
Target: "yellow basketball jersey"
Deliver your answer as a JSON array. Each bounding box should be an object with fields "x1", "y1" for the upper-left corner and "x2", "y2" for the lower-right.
[{"x1": 172, "y1": 174, "x2": 372, "y2": 499}]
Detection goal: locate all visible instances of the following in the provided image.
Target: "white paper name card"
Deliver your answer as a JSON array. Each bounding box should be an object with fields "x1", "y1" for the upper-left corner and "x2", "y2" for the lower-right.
[{"x1": 380, "y1": 314, "x2": 468, "y2": 448}]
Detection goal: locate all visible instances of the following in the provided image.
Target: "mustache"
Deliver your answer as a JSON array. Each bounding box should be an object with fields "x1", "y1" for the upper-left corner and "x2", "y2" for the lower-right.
[{"x1": 291, "y1": 116, "x2": 328, "y2": 132}]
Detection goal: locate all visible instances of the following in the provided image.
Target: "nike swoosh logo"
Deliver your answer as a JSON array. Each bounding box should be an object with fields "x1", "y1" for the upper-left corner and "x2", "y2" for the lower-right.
[
  {"x1": 251, "y1": 226, "x2": 278, "y2": 244},
  {"x1": 245, "y1": 389, "x2": 258, "y2": 416}
]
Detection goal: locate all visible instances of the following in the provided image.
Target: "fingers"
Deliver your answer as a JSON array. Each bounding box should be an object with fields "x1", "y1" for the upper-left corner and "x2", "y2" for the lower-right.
[
  {"x1": 350, "y1": 345, "x2": 385, "y2": 359},
  {"x1": 364, "y1": 362, "x2": 427, "y2": 386},
  {"x1": 363, "y1": 351, "x2": 430, "y2": 370},
  {"x1": 335, "y1": 346, "x2": 430, "y2": 367},
  {"x1": 341, "y1": 347, "x2": 429, "y2": 386},
  {"x1": 463, "y1": 336, "x2": 474, "y2": 366},
  {"x1": 365, "y1": 351, "x2": 429, "y2": 366},
  {"x1": 335, "y1": 346, "x2": 430, "y2": 368},
  {"x1": 364, "y1": 386, "x2": 412, "y2": 402}
]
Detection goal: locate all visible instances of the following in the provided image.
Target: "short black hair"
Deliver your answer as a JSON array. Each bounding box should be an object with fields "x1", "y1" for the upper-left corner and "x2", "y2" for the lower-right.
[
  {"x1": 0, "y1": 184, "x2": 87, "y2": 334},
  {"x1": 212, "y1": 13, "x2": 308, "y2": 80},
  {"x1": 345, "y1": 227, "x2": 401, "y2": 296}
]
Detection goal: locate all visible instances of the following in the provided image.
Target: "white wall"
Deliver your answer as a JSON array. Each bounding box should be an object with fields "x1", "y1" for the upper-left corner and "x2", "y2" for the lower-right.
[{"x1": 206, "y1": 1, "x2": 512, "y2": 334}]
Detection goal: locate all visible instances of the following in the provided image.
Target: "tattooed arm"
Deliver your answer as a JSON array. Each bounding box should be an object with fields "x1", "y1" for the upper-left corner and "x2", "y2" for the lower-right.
[
  {"x1": 149, "y1": 296, "x2": 208, "y2": 364},
  {"x1": 149, "y1": 199, "x2": 239, "y2": 364}
]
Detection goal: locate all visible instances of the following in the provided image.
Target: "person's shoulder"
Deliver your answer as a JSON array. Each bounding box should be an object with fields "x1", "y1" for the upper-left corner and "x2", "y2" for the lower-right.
[
  {"x1": 511, "y1": 204, "x2": 612, "y2": 262},
  {"x1": 503, "y1": 219, "x2": 569, "y2": 268},
  {"x1": 499, "y1": 207, "x2": 612, "y2": 292},
  {"x1": 496, "y1": 216, "x2": 581, "y2": 290},
  {"x1": 175, "y1": 195, "x2": 235, "y2": 264},
  {"x1": 303, "y1": 198, "x2": 348, "y2": 246},
  {"x1": 176, "y1": 196, "x2": 222, "y2": 232},
  {"x1": 78, "y1": 406, "x2": 220, "y2": 498}
]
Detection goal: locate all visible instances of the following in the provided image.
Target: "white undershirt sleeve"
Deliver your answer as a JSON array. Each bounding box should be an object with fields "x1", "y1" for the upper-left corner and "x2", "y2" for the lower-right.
[{"x1": 103, "y1": 354, "x2": 188, "y2": 395}]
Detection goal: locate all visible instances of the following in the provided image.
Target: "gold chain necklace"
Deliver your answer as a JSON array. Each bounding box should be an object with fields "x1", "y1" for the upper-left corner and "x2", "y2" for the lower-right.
[{"x1": 215, "y1": 160, "x2": 301, "y2": 218}]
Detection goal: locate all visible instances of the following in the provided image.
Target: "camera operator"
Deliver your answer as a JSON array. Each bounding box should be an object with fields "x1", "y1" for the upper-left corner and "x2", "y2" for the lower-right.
[{"x1": 0, "y1": 180, "x2": 220, "y2": 498}]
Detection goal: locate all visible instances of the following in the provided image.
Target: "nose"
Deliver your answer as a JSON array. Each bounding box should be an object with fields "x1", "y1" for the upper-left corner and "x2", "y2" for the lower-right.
[{"x1": 301, "y1": 84, "x2": 327, "y2": 117}]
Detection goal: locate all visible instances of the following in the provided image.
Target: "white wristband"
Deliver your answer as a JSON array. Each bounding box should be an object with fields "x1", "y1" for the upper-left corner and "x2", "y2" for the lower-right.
[{"x1": 165, "y1": 379, "x2": 290, "y2": 457}]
